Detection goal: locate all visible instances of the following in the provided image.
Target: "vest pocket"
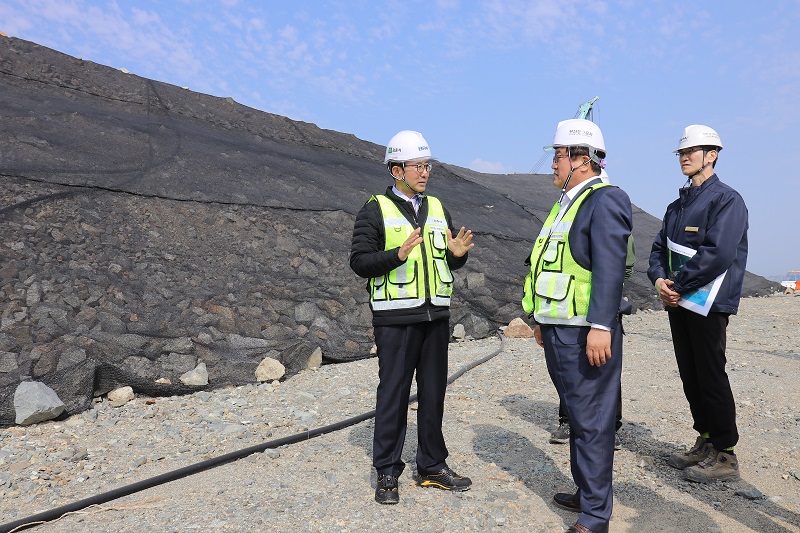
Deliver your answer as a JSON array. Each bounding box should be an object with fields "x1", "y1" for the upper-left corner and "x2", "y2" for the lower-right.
[
  {"x1": 541, "y1": 240, "x2": 565, "y2": 272},
  {"x1": 534, "y1": 272, "x2": 572, "y2": 300},
  {"x1": 534, "y1": 272, "x2": 576, "y2": 318},
  {"x1": 371, "y1": 275, "x2": 388, "y2": 301},
  {"x1": 433, "y1": 258, "x2": 454, "y2": 296},
  {"x1": 428, "y1": 228, "x2": 448, "y2": 259},
  {"x1": 387, "y1": 262, "x2": 419, "y2": 299}
]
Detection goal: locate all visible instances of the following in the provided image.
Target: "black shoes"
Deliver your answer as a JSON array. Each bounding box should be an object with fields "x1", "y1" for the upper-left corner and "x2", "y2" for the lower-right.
[
  {"x1": 416, "y1": 466, "x2": 472, "y2": 491},
  {"x1": 376, "y1": 466, "x2": 472, "y2": 503},
  {"x1": 550, "y1": 422, "x2": 571, "y2": 444},
  {"x1": 375, "y1": 474, "x2": 399, "y2": 504},
  {"x1": 553, "y1": 492, "x2": 581, "y2": 512}
]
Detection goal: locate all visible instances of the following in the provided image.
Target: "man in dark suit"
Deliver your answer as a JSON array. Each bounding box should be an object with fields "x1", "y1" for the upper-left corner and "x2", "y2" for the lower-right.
[{"x1": 522, "y1": 119, "x2": 632, "y2": 533}]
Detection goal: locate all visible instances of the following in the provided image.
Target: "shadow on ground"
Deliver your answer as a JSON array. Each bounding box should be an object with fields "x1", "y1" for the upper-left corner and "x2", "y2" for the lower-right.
[{"x1": 498, "y1": 395, "x2": 800, "y2": 532}]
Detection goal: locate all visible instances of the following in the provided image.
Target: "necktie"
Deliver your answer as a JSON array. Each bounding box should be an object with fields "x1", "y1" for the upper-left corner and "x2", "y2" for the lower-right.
[{"x1": 412, "y1": 194, "x2": 422, "y2": 214}]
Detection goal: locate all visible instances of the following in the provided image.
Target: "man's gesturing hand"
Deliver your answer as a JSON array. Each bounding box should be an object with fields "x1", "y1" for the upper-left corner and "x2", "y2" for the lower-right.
[
  {"x1": 447, "y1": 227, "x2": 474, "y2": 258},
  {"x1": 397, "y1": 227, "x2": 423, "y2": 261}
]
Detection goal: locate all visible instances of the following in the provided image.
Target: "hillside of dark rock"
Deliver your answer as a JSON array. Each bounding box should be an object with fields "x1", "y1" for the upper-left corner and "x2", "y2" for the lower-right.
[{"x1": 0, "y1": 37, "x2": 780, "y2": 425}]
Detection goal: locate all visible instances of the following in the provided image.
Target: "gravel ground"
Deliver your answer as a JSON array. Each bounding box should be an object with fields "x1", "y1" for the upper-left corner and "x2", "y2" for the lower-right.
[{"x1": 1, "y1": 294, "x2": 798, "y2": 533}]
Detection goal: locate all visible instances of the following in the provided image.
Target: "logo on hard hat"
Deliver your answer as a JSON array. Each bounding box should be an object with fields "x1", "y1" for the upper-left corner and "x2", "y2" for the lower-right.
[
  {"x1": 388, "y1": 147, "x2": 401, "y2": 154},
  {"x1": 418, "y1": 145, "x2": 428, "y2": 151},
  {"x1": 569, "y1": 129, "x2": 592, "y2": 137}
]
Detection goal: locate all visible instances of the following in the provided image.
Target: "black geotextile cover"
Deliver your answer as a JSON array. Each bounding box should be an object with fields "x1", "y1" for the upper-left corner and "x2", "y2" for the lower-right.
[
  {"x1": 0, "y1": 37, "x2": 780, "y2": 424},
  {"x1": 0, "y1": 37, "x2": 703, "y2": 305}
]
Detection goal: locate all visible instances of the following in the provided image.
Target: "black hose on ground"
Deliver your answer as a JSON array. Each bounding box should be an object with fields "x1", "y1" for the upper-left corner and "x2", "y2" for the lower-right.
[{"x1": 0, "y1": 334, "x2": 506, "y2": 532}]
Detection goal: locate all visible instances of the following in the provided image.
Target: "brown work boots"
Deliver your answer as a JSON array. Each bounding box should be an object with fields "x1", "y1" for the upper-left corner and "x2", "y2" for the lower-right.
[
  {"x1": 667, "y1": 435, "x2": 740, "y2": 483},
  {"x1": 667, "y1": 435, "x2": 711, "y2": 469},
  {"x1": 685, "y1": 448, "x2": 740, "y2": 483}
]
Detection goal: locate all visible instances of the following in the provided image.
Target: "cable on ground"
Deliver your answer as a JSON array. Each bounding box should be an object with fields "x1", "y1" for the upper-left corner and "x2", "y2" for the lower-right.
[{"x1": 0, "y1": 333, "x2": 506, "y2": 532}]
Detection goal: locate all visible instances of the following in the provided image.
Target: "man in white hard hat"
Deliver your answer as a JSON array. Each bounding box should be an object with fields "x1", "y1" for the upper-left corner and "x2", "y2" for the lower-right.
[
  {"x1": 523, "y1": 119, "x2": 632, "y2": 533},
  {"x1": 549, "y1": 169, "x2": 633, "y2": 451},
  {"x1": 648, "y1": 125, "x2": 748, "y2": 483},
  {"x1": 350, "y1": 130, "x2": 475, "y2": 504}
]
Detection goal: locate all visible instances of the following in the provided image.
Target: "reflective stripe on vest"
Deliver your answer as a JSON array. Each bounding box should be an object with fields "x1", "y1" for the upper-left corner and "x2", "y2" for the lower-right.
[
  {"x1": 369, "y1": 195, "x2": 453, "y2": 311},
  {"x1": 521, "y1": 183, "x2": 610, "y2": 325}
]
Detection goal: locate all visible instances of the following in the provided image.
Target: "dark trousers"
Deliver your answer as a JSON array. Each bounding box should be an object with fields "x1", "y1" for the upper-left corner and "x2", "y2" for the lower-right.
[
  {"x1": 542, "y1": 323, "x2": 622, "y2": 533},
  {"x1": 372, "y1": 318, "x2": 449, "y2": 476},
  {"x1": 668, "y1": 307, "x2": 738, "y2": 450},
  {"x1": 559, "y1": 389, "x2": 622, "y2": 430}
]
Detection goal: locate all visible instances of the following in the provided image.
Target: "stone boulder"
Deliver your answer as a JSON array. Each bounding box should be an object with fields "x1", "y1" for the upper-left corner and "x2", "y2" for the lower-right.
[
  {"x1": 14, "y1": 381, "x2": 65, "y2": 425},
  {"x1": 503, "y1": 318, "x2": 534, "y2": 338},
  {"x1": 255, "y1": 356, "x2": 286, "y2": 382}
]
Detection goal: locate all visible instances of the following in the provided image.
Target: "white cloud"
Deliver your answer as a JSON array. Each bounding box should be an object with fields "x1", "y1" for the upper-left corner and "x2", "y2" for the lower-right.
[
  {"x1": 6, "y1": 0, "x2": 206, "y2": 81},
  {"x1": 479, "y1": 0, "x2": 570, "y2": 47},
  {"x1": 469, "y1": 158, "x2": 510, "y2": 174},
  {"x1": 131, "y1": 8, "x2": 162, "y2": 26},
  {"x1": 436, "y1": 0, "x2": 460, "y2": 9}
]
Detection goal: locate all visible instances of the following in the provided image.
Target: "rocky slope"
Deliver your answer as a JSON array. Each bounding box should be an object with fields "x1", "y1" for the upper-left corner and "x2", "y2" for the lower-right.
[{"x1": 0, "y1": 36, "x2": 780, "y2": 425}]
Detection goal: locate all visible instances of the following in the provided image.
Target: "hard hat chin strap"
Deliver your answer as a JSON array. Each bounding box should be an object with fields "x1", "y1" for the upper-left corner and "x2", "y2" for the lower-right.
[
  {"x1": 399, "y1": 175, "x2": 417, "y2": 193},
  {"x1": 559, "y1": 169, "x2": 574, "y2": 203},
  {"x1": 391, "y1": 165, "x2": 419, "y2": 195},
  {"x1": 685, "y1": 149, "x2": 711, "y2": 186},
  {"x1": 690, "y1": 163, "x2": 707, "y2": 179},
  {"x1": 558, "y1": 149, "x2": 591, "y2": 202}
]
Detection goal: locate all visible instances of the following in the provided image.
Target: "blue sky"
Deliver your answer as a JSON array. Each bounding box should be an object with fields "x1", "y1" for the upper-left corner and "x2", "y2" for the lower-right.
[{"x1": 2, "y1": 0, "x2": 799, "y2": 278}]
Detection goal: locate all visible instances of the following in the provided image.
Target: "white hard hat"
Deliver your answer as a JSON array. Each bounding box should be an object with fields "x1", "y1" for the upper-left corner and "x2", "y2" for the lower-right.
[
  {"x1": 384, "y1": 130, "x2": 433, "y2": 164},
  {"x1": 674, "y1": 124, "x2": 723, "y2": 153},
  {"x1": 544, "y1": 118, "x2": 606, "y2": 164}
]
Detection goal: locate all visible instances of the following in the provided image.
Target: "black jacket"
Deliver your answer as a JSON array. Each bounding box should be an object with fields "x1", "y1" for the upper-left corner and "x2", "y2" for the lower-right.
[{"x1": 350, "y1": 186, "x2": 468, "y2": 326}]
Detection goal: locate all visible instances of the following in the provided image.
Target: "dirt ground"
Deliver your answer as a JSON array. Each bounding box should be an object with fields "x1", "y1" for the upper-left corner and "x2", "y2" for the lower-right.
[{"x1": 1, "y1": 295, "x2": 798, "y2": 532}]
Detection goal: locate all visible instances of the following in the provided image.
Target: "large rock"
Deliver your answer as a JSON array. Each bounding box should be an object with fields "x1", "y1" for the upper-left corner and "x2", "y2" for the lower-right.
[
  {"x1": 14, "y1": 381, "x2": 65, "y2": 425},
  {"x1": 255, "y1": 357, "x2": 286, "y2": 382},
  {"x1": 456, "y1": 312, "x2": 495, "y2": 339},
  {"x1": 280, "y1": 342, "x2": 323, "y2": 375},
  {"x1": 179, "y1": 362, "x2": 209, "y2": 386},
  {"x1": 503, "y1": 318, "x2": 534, "y2": 338},
  {"x1": 107, "y1": 386, "x2": 135, "y2": 407}
]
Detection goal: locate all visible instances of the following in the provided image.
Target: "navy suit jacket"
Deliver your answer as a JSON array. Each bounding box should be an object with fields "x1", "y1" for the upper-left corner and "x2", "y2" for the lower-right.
[{"x1": 563, "y1": 178, "x2": 633, "y2": 329}]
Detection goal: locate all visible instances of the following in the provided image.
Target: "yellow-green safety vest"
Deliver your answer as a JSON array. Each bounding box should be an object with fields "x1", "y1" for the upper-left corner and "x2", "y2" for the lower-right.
[
  {"x1": 522, "y1": 183, "x2": 610, "y2": 325},
  {"x1": 369, "y1": 195, "x2": 454, "y2": 311}
]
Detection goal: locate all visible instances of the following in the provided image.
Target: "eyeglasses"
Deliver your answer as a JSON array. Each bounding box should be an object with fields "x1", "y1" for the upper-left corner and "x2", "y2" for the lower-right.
[
  {"x1": 552, "y1": 153, "x2": 571, "y2": 163},
  {"x1": 405, "y1": 162, "x2": 433, "y2": 173},
  {"x1": 675, "y1": 147, "x2": 705, "y2": 158}
]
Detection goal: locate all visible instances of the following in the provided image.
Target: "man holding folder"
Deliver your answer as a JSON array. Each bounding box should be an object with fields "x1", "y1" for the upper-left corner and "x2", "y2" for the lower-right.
[{"x1": 648, "y1": 124, "x2": 749, "y2": 483}]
